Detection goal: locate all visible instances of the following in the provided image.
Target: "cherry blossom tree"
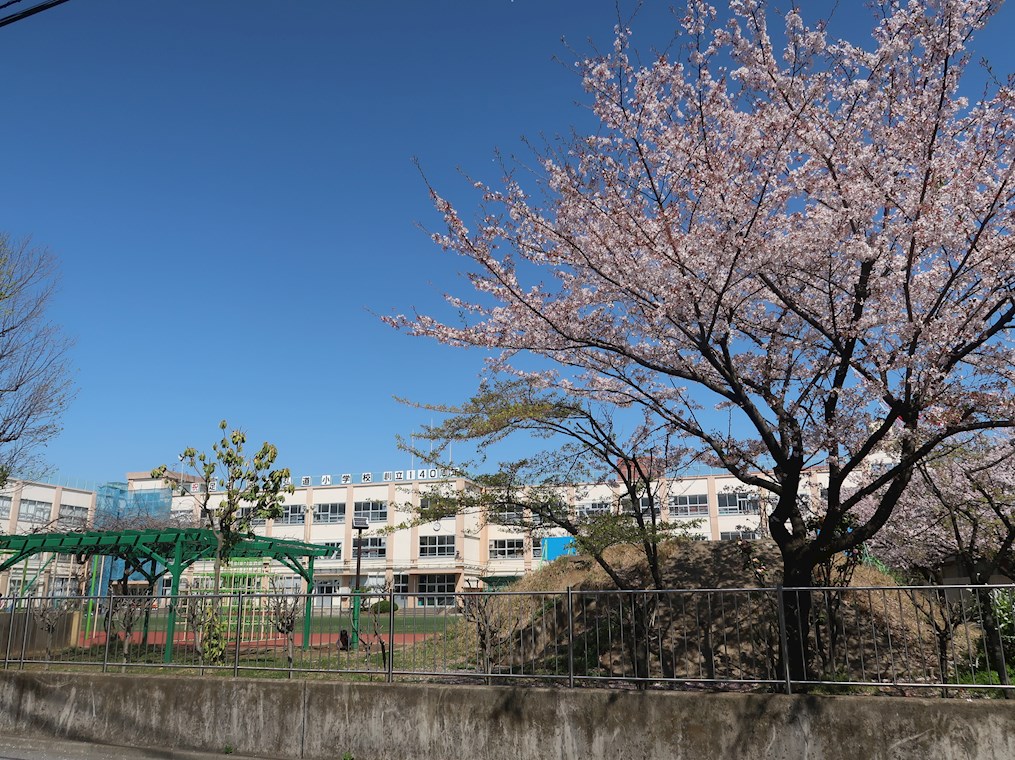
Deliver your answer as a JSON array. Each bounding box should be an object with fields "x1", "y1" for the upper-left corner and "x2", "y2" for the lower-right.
[
  {"x1": 394, "y1": 0, "x2": 1015, "y2": 680},
  {"x1": 862, "y1": 432, "x2": 1015, "y2": 687},
  {"x1": 865, "y1": 434, "x2": 1015, "y2": 585}
]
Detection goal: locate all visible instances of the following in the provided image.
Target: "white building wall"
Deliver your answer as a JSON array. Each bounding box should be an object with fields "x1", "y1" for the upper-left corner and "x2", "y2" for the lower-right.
[
  {"x1": 0, "y1": 467, "x2": 831, "y2": 601},
  {"x1": 0, "y1": 480, "x2": 95, "y2": 597}
]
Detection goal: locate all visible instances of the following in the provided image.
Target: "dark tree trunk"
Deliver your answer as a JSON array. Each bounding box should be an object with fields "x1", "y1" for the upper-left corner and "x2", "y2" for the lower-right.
[{"x1": 781, "y1": 561, "x2": 814, "y2": 685}]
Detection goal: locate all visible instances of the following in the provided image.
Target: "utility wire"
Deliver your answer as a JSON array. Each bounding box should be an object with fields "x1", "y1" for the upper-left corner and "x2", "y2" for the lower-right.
[{"x1": 0, "y1": 0, "x2": 73, "y2": 29}]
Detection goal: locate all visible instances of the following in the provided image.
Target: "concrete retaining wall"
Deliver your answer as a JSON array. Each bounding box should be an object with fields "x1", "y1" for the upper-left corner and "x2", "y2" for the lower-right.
[{"x1": 0, "y1": 671, "x2": 1012, "y2": 759}]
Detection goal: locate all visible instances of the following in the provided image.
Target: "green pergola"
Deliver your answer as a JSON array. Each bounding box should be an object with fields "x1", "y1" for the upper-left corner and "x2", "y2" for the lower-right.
[{"x1": 0, "y1": 527, "x2": 330, "y2": 661}]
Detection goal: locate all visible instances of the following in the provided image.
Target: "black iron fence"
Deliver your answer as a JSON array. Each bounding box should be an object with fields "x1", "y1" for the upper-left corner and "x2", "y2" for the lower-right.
[{"x1": 2, "y1": 584, "x2": 1012, "y2": 695}]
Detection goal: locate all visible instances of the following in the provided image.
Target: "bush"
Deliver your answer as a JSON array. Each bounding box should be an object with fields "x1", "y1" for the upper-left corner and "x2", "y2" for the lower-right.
[
  {"x1": 370, "y1": 599, "x2": 399, "y2": 614},
  {"x1": 973, "y1": 588, "x2": 1015, "y2": 674}
]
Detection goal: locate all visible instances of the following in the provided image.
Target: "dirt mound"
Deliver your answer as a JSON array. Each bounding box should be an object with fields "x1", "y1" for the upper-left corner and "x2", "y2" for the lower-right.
[
  {"x1": 513, "y1": 538, "x2": 897, "y2": 593},
  {"x1": 513, "y1": 538, "x2": 786, "y2": 592}
]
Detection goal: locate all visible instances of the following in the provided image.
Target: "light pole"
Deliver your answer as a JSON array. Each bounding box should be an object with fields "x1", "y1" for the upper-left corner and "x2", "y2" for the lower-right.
[{"x1": 351, "y1": 515, "x2": 368, "y2": 647}]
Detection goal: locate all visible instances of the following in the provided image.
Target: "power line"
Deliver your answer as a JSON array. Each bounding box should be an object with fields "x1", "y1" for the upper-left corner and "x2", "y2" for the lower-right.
[{"x1": 0, "y1": 0, "x2": 73, "y2": 29}]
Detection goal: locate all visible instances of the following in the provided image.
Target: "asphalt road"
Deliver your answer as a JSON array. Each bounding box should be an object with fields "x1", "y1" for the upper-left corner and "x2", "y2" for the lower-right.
[{"x1": 0, "y1": 734, "x2": 267, "y2": 760}]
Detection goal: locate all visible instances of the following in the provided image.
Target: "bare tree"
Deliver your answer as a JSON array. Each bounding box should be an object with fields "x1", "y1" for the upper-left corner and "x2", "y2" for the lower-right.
[
  {"x1": 266, "y1": 579, "x2": 300, "y2": 675},
  {"x1": 0, "y1": 235, "x2": 73, "y2": 484},
  {"x1": 30, "y1": 599, "x2": 72, "y2": 666},
  {"x1": 458, "y1": 590, "x2": 523, "y2": 681},
  {"x1": 106, "y1": 595, "x2": 149, "y2": 668},
  {"x1": 358, "y1": 584, "x2": 391, "y2": 671}
]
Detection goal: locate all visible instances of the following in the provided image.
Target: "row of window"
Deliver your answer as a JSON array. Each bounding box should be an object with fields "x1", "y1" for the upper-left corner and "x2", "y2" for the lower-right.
[
  {"x1": 489, "y1": 492, "x2": 762, "y2": 523},
  {"x1": 12, "y1": 498, "x2": 88, "y2": 524},
  {"x1": 17, "y1": 499, "x2": 53, "y2": 522},
  {"x1": 239, "y1": 499, "x2": 392, "y2": 526},
  {"x1": 0, "y1": 498, "x2": 103, "y2": 526},
  {"x1": 572, "y1": 493, "x2": 761, "y2": 518},
  {"x1": 225, "y1": 491, "x2": 763, "y2": 528},
  {"x1": 311, "y1": 573, "x2": 453, "y2": 607},
  {"x1": 311, "y1": 536, "x2": 544, "y2": 562}
]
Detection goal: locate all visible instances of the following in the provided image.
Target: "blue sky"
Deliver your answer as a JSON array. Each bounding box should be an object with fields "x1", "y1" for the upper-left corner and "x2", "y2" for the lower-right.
[{"x1": 2, "y1": 1, "x2": 1013, "y2": 488}]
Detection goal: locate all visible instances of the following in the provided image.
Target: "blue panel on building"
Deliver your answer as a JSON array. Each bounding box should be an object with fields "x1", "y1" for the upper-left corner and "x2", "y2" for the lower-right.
[
  {"x1": 541, "y1": 536, "x2": 577, "y2": 561},
  {"x1": 94, "y1": 482, "x2": 174, "y2": 594}
]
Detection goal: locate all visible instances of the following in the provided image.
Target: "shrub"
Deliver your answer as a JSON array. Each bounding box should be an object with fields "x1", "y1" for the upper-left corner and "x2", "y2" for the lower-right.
[{"x1": 370, "y1": 600, "x2": 399, "y2": 614}]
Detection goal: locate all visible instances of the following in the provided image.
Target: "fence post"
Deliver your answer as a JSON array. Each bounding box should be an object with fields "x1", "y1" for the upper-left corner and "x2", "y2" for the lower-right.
[
  {"x1": 233, "y1": 593, "x2": 243, "y2": 677},
  {"x1": 102, "y1": 594, "x2": 113, "y2": 673},
  {"x1": 386, "y1": 588, "x2": 395, "y2": 683},
  {"x1": 17, "y1": 596, "x2": 31, "y2": 670},
  {"x1": 775, "y1": 585, "x2": 792, "y2": 695},
  {"x1": 3, "y1": 597, "x2": 16, "y2": 669},
  {"x1": 566, "y1": 587, "x2": 574, "y2": 688}
]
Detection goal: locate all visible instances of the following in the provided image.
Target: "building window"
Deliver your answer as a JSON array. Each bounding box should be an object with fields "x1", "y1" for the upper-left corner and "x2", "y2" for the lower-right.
[
  {"x1": 18, "y1": 499, "x2": 52, "y2": 523},
  {"x1": 419, "y1": 534, "x2": 455, "y2": 558},
  {"x1": 58, "y1": 504, "x2": 89, "y2": 529},
  {"x1": 640, "y1": 496, "x2": 661, "y2": 517},
  {"x1": 314, "y1": 579, "x2": 341, "y2": 595},
  {"x1": 238, "y1": 507, "x2": 265, "y2": 526},
  {"x1": 352, "y1": 536, "x2": 386, "y2": 559},
  {"x1": 489, "y1": 539, "x2": 525, "y2": 559},
  {"x1": 717, "y1": 492, "x2": 760, "y2": 516},
  {"x1": 621, "y1": 496, "x2": 661, "y2": 517},
  {"x1": 50, "y1": 577, "x2": 73, "y2": 597},
  {"x1": 354, "y1": 500, "x2": 388, "y2": 523},
  {"x1": 314, "y1": 502, "x2": 345, "y2": 524},
  {"x1": 721, "y1": 530, "x2": 759, "y2": 541},
  {"x1": 576, "y1": 501, "x2": 611, "y2": 519},
  {"x1": 319, "y1": 541, "x2": 342, "y2": 560},
  {"x1": 490, "y1": 505, "x2": 524, "y2": 525},
  {"x1": 275, "y1": 576, "x2": 302, "y2": 593},
  {"x1": 532, "y1": 541, "x2": 543, "y2": 559},
  {"x1": 671, "y1": 493, "x2": 709, "y2": 517},
  {"x1": 278, "y1": 503, "x2": 305, "y2": 525},
  {"x1": 417, "y1": 573, "x2": 456, "y2": 606},
  {"x1": 0, "y1": 495, "x2": 11, "y2": 520},
  {"x1": 392, "y1": 574, "x2": 409, "y2": 594}
]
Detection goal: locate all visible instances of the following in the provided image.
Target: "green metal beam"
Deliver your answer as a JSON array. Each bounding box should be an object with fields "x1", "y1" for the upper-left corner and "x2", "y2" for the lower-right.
[{"x1": 0, "y1": 527, "x2": 329, "y2": 636}]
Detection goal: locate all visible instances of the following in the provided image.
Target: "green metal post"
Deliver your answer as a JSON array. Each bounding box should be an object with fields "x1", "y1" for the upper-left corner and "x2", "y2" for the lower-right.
[
  {"x1": 22, "y1": 554, "x2": 55, "y2": 597},
  {"x1": 141, "y1": 560, "x2": 156, "y2": 647},
  {"x1": 84, "y1": 555, "x2": 99, "y2": 644},
  {"x1": 302, "y1": 557, "x2": 314, "y2": 651},
  {"x1": 163, "y1": 541, "x2": 184, "y2": 664},
  {"x1": 351, "y1": 590, "x2": 360, "y2": 648}
]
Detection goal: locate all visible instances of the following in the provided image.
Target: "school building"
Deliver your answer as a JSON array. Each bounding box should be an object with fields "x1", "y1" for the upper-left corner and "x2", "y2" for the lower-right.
[{"x1": 0, "y1": 466, "x2": 831, "y2": 604}]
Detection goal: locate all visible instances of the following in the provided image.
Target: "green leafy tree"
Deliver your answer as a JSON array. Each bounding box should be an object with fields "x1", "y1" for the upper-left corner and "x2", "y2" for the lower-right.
[
  {"x1": 402, "y1": 380, "x2": 702, "y2": 684},
  {"x1": 403, "y1": 379, "x2": 700, "y2": 591},
  {"x1": 153, "y1": 420, "x2": 294, "y2": 596}
]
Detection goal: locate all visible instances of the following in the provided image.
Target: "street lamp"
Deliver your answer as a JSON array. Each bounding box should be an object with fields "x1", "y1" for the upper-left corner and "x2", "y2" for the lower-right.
[{"x1": 351, "y1": 515, "x2": 368, "y2": 647}]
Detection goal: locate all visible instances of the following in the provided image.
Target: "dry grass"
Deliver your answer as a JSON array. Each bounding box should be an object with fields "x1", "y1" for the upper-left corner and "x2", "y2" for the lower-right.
[
  {"x1": 471, "y1": 540, "x2": 985, "y2": 688},
  {"x1": 513, "y1": 539, "x2": 785, "y2": 593}
]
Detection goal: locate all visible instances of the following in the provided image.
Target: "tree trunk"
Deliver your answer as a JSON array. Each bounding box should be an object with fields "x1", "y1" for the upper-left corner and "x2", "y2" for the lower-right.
[
  {"x1": 781, "y1": 562, "x2": 814, "y2": 685},
  {"x1": 626, "y1": 592, "x2": 659, "y2": 689}
]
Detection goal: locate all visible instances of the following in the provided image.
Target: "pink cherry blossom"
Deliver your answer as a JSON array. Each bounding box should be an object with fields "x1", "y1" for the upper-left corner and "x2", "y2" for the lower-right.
[{"x1": 391, "y1": 0, "x2": 1015, "y2": 592}]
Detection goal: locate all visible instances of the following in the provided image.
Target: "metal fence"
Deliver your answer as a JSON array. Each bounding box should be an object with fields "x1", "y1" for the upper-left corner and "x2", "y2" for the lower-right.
[{"x1": 1, "y1": 584, "x2": 1012, "y2": 695}]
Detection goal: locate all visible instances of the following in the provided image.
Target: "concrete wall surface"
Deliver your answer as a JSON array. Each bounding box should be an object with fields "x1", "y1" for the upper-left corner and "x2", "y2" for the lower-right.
[{"x1": 0, "y1": 672, "x2": 1013, "y2": 760}]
